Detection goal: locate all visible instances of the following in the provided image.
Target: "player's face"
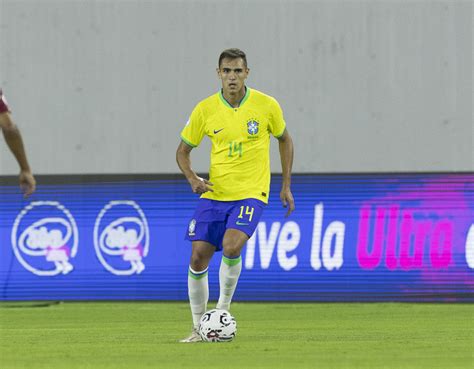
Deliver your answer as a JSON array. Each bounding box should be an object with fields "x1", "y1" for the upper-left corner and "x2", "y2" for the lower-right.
[{"x1": 217, "y1": 58, "x2": 249, "y2": 95}]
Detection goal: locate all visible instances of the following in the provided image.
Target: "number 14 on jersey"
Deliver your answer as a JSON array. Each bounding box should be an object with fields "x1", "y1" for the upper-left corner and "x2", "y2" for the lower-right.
[{"x1": 228, "y1": 142, "x2": 243, "y2": 158}]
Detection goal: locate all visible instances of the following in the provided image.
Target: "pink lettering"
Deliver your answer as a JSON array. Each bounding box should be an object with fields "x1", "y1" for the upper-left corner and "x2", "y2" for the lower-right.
[
  {"x1": 400, "y1": 212, "x2": 431, "y2": 270},
  {"x1": 357, "y1": 206, "x2": 380, "y2": 269},
  {"x1": 385, "y1": 206, "x2": 399, "y2": 270},
  {"x1": 399, "y1": 211, "x2": 414, "y2": 270},
  {"x1": 430, "y1": 221, "x2": 453, "y2": 268},
  {"x1": 413, "y1": 221, "x2": 432, "y2": 268},
  {"x1": 357, "y1": 204, "x2": 454, "y2": 271}
]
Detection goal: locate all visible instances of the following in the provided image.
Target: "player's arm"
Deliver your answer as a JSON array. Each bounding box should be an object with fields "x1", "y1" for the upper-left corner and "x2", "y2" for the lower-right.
[
  {"x1": 0, "y1": 112, "x2": 36, "y2": 197},
  {"x1": 176, "y1": 140, "x2": 213, "y2": 194},
  {"x1": 277, "y1": 129, "x2": 295, "y2": 217}
]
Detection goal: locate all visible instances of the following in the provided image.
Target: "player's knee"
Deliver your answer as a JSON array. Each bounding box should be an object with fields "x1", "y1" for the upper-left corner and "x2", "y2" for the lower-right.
[
  {"x1": 190, "y1": 253, "x2": 209, "y2": 271},
  {"x1": 222, "y1": 242, "x2": 241, "y2": 258}
]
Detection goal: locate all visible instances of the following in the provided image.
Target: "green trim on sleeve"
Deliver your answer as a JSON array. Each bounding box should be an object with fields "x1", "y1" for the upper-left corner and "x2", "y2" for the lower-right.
[
  {"x1": 180, "y1": 135, "x2": 197, "y2": 148},
  {"x1": 274, "y1": 126, "x2": 287, "y2": 139}
]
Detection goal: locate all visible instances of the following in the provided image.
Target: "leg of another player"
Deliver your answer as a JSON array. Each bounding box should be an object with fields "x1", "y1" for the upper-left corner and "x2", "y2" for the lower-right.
[
  {"x1": 188, "y1": 241, "x2": 215, "y2": 329},
  {"x1": 217, "y1": 229, "x2": 249, "y2": 311}
]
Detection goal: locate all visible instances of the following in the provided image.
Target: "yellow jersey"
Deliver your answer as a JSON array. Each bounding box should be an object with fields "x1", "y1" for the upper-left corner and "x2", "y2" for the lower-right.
[{"x1": 180, "y1": 87, "x2": 286, "y2": 204}]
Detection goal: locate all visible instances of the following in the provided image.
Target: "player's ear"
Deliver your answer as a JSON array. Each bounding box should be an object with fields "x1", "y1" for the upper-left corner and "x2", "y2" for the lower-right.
[{"x1": 216, "y1": 67, "x2": 221, "y2": 79}]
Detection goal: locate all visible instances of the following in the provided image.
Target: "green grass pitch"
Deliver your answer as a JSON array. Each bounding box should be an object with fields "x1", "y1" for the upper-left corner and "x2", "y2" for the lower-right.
[{"x1": 0, "y1": 302, "x2": 472, "y2": 369}]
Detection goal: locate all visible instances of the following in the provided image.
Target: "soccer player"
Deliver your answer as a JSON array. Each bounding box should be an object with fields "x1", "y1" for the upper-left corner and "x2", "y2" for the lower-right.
[
  {"x1": 176, "y1": 48, "x2": 294, "y2": 342},
  {"x1": 0, "y1": 89, "x2": 36, "y2": 197}
]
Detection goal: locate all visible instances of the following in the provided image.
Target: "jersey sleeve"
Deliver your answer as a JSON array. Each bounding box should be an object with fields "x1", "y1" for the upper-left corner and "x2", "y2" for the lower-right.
[
  {"x1": 268, "y1": 97, "x2": 286, "y2": 138},
  {"x1": 180, "y1": 104, "x2": 205, "y2": 147},
  {"x1": 0, "y1": 90, "x2": 10, "y2": 114}
]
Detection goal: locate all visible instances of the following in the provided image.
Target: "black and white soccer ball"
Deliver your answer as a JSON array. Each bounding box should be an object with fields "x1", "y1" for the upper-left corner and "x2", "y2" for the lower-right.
[{"x1": 198, "y1": 308, "x2": 237, "y2": 342}]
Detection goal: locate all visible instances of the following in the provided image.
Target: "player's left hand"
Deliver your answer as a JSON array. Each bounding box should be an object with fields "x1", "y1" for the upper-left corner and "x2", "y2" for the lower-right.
[
  {"x1": 280, "y1": 188, "x2": 295, "y2": 217},
  {"x1": 189, "y1": 176, "x2": 213, "y2": 194},
  {"x1": 19, "y1": 170, "x2": 36, "y2": 198}
]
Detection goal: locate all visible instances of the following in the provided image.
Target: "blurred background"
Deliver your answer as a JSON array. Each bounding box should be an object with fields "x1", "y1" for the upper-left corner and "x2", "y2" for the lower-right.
[{"x1": 1, "y1": 0, "x2": 472, "y2": 174}]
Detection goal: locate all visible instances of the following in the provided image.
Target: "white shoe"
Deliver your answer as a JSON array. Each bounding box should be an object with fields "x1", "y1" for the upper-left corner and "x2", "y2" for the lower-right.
[{"x1": 179, "y1": 328, "x2": 202, "y2": 343}]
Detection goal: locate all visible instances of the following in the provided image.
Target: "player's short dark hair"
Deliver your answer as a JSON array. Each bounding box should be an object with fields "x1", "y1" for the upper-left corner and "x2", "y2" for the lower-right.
[{"x1": 218, "y1": 48, "x2": 247, "y2": 68}]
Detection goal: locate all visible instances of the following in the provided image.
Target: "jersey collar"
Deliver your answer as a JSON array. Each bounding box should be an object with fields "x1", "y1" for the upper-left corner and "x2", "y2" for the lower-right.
[{"x1": 219, "y1": 87, "x2": 250, "y2": 109}]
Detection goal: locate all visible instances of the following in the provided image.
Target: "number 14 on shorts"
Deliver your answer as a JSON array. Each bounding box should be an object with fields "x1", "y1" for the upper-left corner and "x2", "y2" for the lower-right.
[{"x1": 238, "y1": 205, "x2": 254, "y2": 222}]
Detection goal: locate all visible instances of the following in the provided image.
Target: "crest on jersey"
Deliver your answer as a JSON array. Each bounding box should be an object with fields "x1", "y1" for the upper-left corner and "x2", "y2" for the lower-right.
[{"x1": 247, "y1": 120, "x2": 259, "y2": 135}]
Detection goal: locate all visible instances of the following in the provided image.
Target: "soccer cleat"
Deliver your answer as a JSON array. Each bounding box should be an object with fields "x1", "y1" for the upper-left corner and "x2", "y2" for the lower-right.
[{"x1": 179, "y1": 328, "x2": 202, "y2": 343}]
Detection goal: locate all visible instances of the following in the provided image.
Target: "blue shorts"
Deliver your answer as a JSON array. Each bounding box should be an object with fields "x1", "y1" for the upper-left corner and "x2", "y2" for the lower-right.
[{"x1": 185, "y1": 198, "x2": 266, "y2": 251}]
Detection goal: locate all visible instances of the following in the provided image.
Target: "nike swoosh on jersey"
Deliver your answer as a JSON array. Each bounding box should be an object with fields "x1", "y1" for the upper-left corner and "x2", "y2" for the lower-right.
[
  {"x1": 213, "y1": 128, "x2": 224, "y2": 134},
  {"x1": 236, "y1": 221, "x2": 249, "y2": 226}
]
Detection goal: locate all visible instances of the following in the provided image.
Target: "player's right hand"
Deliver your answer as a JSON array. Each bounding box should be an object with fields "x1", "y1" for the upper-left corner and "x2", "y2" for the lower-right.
[
  {"x1": 19, "y1": 170, "x2": 36, "y2": 198},
  {"x1": 190, "y1": 177, "x2": 214, "y2": 194}
]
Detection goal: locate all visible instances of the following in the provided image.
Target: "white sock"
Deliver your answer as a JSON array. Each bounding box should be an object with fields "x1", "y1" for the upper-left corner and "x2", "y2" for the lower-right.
[
  {"x1": 188, "y1": 266, "x2": 209, "y2": 329},
  {"x1": 216, "y1": 255, "x2": 242, "y2": 311}
]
